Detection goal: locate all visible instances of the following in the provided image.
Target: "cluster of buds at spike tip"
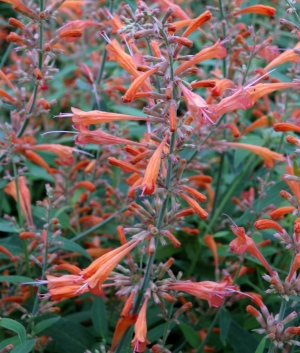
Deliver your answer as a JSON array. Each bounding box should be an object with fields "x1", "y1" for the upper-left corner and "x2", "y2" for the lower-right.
[{"x1": 247, "y1": 297, "x2": 300, "y2": 348}]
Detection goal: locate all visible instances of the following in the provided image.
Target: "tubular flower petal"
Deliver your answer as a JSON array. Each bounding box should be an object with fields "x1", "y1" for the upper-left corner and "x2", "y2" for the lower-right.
[
  {"x1": 182, "y1": 11, "x2": 212, "y2": 37},
  {"x1": 274, "y1": 123, "x2": 300, "y2": 133},
  {"x1": 141, "y1": 134, "x2": 169, "y2": 196},
  {"x1": 254, "y1": 219, "x2": 284, "y2": 233},
  {"x1": 204, "y1": 235, "x2": 219, "y2": 270},
  {"x1": 131, "y1": 296, "x2": 150, "y2": 352},
  {"x1": 229, "y1": 226, "x2": 274, "y2": 275},
  {"x1": 287, "y1": 253, "x2": 300, "y2": 282},
  {"x1": 111, "y1": 315, "x2": 138, "y2": 352},
  {"x1": 210, "y1": 82, "x2": 300, "y2": 120},
  {"x1": 283, "y1": 165, "x2": 300, "y2": 204},
  {"x1": 270, "y1": 206, "x2": 296, "y2": 220},
  {"x1": 106, "y1": 39, "x2": 139, "y2": 78},
  {"x1": 29, "y1": 144, "x2": 74, "y2": 166},
  {"x1": 167, "y1": 280, "x2": 234, "y2": 307},
  {"x1": 81, "y1": 239, "x2": 139, "y2": 290},
  {"x1": 108, "y1": 157, "x2": 142, "y2": 174},
  {"x1": 179, "y1": 192, "x2": 208, "y2": 219},
  {"x1": 0, "y1": 0, "x2": 36, "y2": 18},
  {"x1": 122, "y1": 66, "x2": 160, "y2": 103},
  {"x1": 242, "y1": 115, "x2": 273, "y2": 135},
  {"x1": 175, "y1": 40, "x2": 227, "y2": 76},
  {"x1": 4, "y1": 176, "x2": 34, "y2": 227},
  {"x1": 178, "y1": 82, "x2": 212, "y2": 124},
  {"x1": 223, "y1": 142, "x2": 284, "y2": 168},
  {"x1": 211, "y1": 79, "x2": 236, "y2": 97},
  {"x1": 180, "y1": 185, "x2": 207, "y2": 202},
  {"x1": 71, "y1": 107, "x2": 149, "y2": 127},
  {"x1": 234, "y1": 5, "x2": 276, "y2": 17},
  {"x1": 75, "y1": 125, "x2": 146, "y2": 146},
  {"x1": 265, "y1": 42, "x2": 300, "y2": 71}
]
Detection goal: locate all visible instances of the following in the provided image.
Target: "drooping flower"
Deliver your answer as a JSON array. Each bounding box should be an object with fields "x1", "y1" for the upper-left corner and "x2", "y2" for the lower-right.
[
  {"x1": 0, "y1": 0, "x2": 37, "y2": 19},
  {"x1": 274, "y1": 123, "x2": 300, "y2": 133},
  {"x1": 229, "y1": 226, "x2": 274, "y2": 275},
  {"x1": 131, "y1": 296, "x2": 150, "y2": 353},
  {"x1": 167, "y1": 280, "x2": 234, "y2": 307}
]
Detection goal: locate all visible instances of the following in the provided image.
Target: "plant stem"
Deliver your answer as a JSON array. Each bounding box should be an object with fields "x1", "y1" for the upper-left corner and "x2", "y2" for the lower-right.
[
  {"x1": 161, "y1": 297, "x2": 176, "y2": 345},
  {"x1": 218, "y1": 0, "x2": 227, "y2": 76},
  {"x1": 196, "y1": 308, "x2": 221, "y2": 353},
  {"x1": 32, "y1": 194, "x2": 51, "y2": 316},
  {"x1": 12, "y1": 160, "x2": 32, "y2": 288},
  {"x1": 17, "y1": 0, "x2": 45, "y2": 138}
]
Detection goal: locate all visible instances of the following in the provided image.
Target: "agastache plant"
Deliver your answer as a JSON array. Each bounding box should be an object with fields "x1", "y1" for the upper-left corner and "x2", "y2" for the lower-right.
[{"x1": 1, "y1": 0, "x2": 300, "y2": 352}]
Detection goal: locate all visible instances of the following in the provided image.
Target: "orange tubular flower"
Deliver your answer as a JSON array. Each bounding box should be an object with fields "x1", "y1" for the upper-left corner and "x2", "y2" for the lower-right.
[
  {"x1": 141, "y1": 134, "x2": 169, "y2": 196},
  {"x1": 223, "y1": 142, "x2": 284, "y2": 168},
  {"x1": 75, "y1": 125, "x2": 146, "y2": 147},
  {"x1": 179, "y1": 192, "x2": 208, "y2": 219},
  {"x1": 71, "y1": 107, "x2": 149, "y2": 127},
  {"x1": 45, "y1": 274, "x2": 89, "y2": 301},
  {"x1": 242, "y1": 115, "x2": 273, "y2": 135},
  {"x1": 108, "y1": 157, "x2": 142, "y2": 174},
  {"x1": 0, "y1": 0, "x2": 37, "y2": 19},
  {"x1": 167, "y1": 280, "x2": 234, "y2": 307},
  {"x1": 175, "y1": 40, "x2": 227, "y2": 76},
  {"x1": 210, "y1": 82, "x2": 300, "y2": 120},
  {"x1": 229, "y1": 226, "x2": 274, "y2": 275},
  {"x1": 270, "y1": 206, "x2": 296, "y2": 220},
  {"x1": 283, "y1": 165, "x2": 300, "y2": 204},
  {"x1": 234, "y1": 5, "x2": 276, "y2": 17},
  {"x1": 81, "y1": 239, "x2": 140, "y2": 293},
  {"x1": 180, "y1": 185, "x2": 207, "y2": 202},
  {"x1": 106, "y1": 39, "x2": 140, "y2": 78},
  {"x1": 204, "y1": 235, "x2": 219, "y2": 271},
  {"x1": 274, "y1": 123, "x2": 300, "y2": 133},
  {"x1": 254, "y1": 219, "x2": 284, "y2": 233},
  {"x1": 4, "y1": 176, "x2": 34, "y2": 228},
  {"x1": 29, "y1": 144, "x2": 75, "y2": 166},
  {"x1": 131, "y1": 296, "x2": 150, "y2": 353},
  {"x1": 111, "y1": 314, "x2": 138, "y2": 352},
  {"x1": 178, "y1": 82, "x2": 212, "y2": 124},
  {"x1": 265, "y1": 42, "x2": 300, "y2": 71},
  {"x1": 287, "y1": 253, "x2": 300, "y2": 282},
  {"x1": 122, "y1": 66, "x2": 160, "y2": 103},
  {"x1": 211, "y1": 79, "x2": 236, "y2": 97},
  {"x1": 182, "y1": 10, "x2": 212, "y2": 37}
]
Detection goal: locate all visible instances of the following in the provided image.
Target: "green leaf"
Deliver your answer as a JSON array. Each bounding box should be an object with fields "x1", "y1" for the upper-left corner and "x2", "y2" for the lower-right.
[
  {"x1": 255, "y1": 336, "x2": 267, "y2": 353},
  {"x1": 11, "y1": 339, "x2": 37, "y2": 353},
  {"x1": 227, "y1": 320, "x2": 259, "y2": 353},
  {"x1": 0, "y1": 221, "x2": 18, "y2": 233},
  {"x1": 92, "y1": 297, "x2": 108, "y2": 339},
  {"x1": 219, "y1": 308, "x2": 231, "y2": 345},
  {"x1": 55, "y1": 236, "x2": 92, "y2": 260},
  {"x1": 0, "y1": 318, "x2": 26, "y2": 347},
  {"x1": 33, "y1": 317, "x2": 61, "y2": 335},
  {"x1": 0, "y1": 275, "x2": 33, "y2": 283},
  {"x1": 179, "y1": 322, "x2": 201, "y2": 348},
  {"x1": 43, "y1": 318, "x2": 96, "y2": 353}
]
